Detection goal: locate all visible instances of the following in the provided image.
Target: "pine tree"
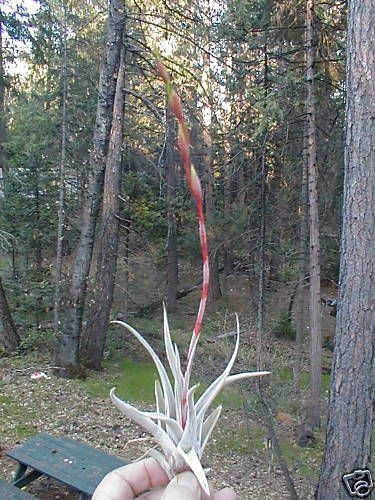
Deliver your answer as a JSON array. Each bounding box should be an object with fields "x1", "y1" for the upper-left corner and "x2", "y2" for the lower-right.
[{"x1": 317, "y1": 0, "x2": 374, "y2": 496}]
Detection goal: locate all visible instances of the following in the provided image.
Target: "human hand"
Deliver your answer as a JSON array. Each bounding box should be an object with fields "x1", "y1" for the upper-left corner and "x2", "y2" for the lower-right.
[{"x1": 92, "y1": 457, "x2": 236, "y2": 500}]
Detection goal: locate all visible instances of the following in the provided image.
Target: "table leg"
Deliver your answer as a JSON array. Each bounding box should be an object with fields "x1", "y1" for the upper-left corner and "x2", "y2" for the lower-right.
[
  {"x1": 14, "y1": 463, "x2": 27, "y2": 482},
  {"x1": 79, "y1": 493, "x2": 90, "y2": 500},
  {"x1": 13, "y1": 469, "x2": 43, "y2": 489}
]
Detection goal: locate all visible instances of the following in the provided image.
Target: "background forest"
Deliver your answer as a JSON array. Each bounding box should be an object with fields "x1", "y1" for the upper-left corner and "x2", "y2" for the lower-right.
[
  {"x1": 0, "y1": 0, "x2": 373, "y2": 499},
  {"x1": 1, "y1": 0, "x2": 345, "y2": 361}
]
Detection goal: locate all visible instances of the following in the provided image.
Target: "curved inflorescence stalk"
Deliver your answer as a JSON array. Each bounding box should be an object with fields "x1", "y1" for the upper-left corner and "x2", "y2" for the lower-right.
[
  {"x1": 110, "y1": 57, "x2": 270, "y2": 496},
  {"x1": 157, "y1": 60, "x2": 209, "y2": 427}
]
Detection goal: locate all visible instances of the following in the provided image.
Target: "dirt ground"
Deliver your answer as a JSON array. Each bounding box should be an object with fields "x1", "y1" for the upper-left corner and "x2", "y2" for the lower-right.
[
  {"x1": 0, "y1": 345, "x2": 320, "y2": 500},
  {"x1": 0, "y1": 271, "x2": 336, "y2": 499}
]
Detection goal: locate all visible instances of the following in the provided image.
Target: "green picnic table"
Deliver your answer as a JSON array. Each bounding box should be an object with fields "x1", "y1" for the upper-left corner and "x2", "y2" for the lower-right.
[
  {"x1": 0, "y1": 479, "x2": 36, "y2": 499},
  {"x1": 4, "y1": 433, "x2": 128, "y2": 499}
]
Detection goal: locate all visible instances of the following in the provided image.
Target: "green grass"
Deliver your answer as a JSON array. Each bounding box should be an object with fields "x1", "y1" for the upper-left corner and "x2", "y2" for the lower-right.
[
  {"x1": 279, "y1": 436, "x2": 323, "y2": 478},
  {"x1": 0, "y1": 391, "x2": 38, "y2": 439},
  {"x1": 82, "y1": 357, "x2": 246, "y2": 409},
  {"x1": 208, "y1": 422, "x2": 324, "y2": 479},
  {"x1": 83, "y1": 359, "x2": 159, "y2": 402},
  {"x1": 277, "y1": 367, "x2": 331, "y2": 392},
  {"x1": 207, "y1": 426, "x2": 266, "y2": 454}
]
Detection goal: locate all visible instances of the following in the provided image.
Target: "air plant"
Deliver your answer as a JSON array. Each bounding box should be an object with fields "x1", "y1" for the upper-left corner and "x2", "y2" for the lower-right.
[{"x1": 110, "y1": 59, "x2": 270, "y2": 496}]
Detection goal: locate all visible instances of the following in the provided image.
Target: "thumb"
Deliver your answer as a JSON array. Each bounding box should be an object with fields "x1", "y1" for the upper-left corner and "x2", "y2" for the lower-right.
[{"x1": 161, "y1": 471, "x2": 202, "y2": 500}]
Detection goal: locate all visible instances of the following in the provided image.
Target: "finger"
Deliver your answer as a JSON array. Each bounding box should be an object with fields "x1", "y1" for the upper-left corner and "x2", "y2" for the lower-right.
[
  {"x1": 213, "y1": 487, "x2": 237, "y2": 500},
  {"x1": 161, "y1": 471, "x2": 202, "y2": 500},
  {"x1": 93, "y1": 458, "x2": 169, "y2": 500},
  {"x1": 137, "y1": 486, "x2": 167, "y2": 499}
]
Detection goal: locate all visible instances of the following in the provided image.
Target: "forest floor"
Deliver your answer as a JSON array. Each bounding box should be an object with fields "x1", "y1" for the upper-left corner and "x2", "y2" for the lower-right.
[
  {"x1": 0, "y1": 253, "x2": 339, "y2": 499},
  {"x1": 0, "y1": 320, "x2": 335, "y2": 498},
  {"x1": 0, "y1": 350, "x2": 320, "y2": 500}
]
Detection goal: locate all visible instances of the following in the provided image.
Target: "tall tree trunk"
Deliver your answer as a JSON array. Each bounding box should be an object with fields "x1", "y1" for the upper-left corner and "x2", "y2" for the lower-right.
[
  {"x1": 165, "y1": 104, "x2": 178, "y2": 312},
  {"x1": 34, "y1": 172, "x2": 42, "y2": 276},
  {"x1": 294, "y1": 135, "x2": 308, "y2": 394},
  {"x1": 122, "y1": 216, "x2": 131, "y2": 320},
  {"x1": 222, "y1": 155, "x2": 233, "y2": 290},
  {"x1": 201, "y1": 0, "x2": 221, "y2": 302},
  {"x1": 0, "y1": 277, "x2": 20, "y2": 351},
  {"x1": 54, "y1": 0, "x2": 68, "y2": 335},
  {"x1": 257, "y1": 41, "x2": 268, "y2": 372},
  {"x1": 256, "y1": 150, "x2": 266, "y2": 372},
  {"x1": 306, "y1": 0, "x2": 322, "y2": 429},
  {"x1": 204, "y1": 128, "x2": 222, "y2": 302},
  {"x1": 0, "y1": 9, "x2": 6, "y2": 199},
  {"x1": 222, "y1": 48, "x2": 234, "y2": 291},
  {"x1": 54, "y1": 0, "x2": 125, "y2": 377},
  {"x1": 317, "y1": 1, "x2": 374, "y2": 497},
  {"x1": 81, "y1": 41, "x2": 126, "y2": 370}
]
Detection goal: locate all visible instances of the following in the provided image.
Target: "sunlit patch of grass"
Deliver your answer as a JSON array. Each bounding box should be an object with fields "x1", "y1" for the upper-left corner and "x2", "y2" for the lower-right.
[
  {"x1": 82, "y1": 359, "x2": 159, "y2": 403},
  {"x1": 82, "y1": 357, "x2": 247, "y2": 410}
]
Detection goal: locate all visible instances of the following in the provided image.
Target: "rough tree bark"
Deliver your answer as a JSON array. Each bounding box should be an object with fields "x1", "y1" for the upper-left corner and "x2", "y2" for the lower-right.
[
  {"x1": 121, "y1": 216, "x2": 131, "y2": 320},
  {"x1": 306, "y1": 0, "x2": 322, "y2": 429},
  {"x1": 55, "y1": 0, "x2": 126, "y2": 377},
  {"x1": 54, "y1": 0, "x2": 68, "y2": 334},
  {"x1": 204, "y1": 128, "x2": 222, "y2": 302},
  {"x1": 81, "y1": 41, "x2": 126, "y2": 370},
  {"x1": 202, "y1": 0, "x2": 221, "y2": 302},
  {"x1": 222, "y1": 48, "x2": 234, "y2": 290},
  {"x1": 33, "y1": 169, "x2": 42, "y2": 276},
  {"x1": 294, "y1": 133, "x2": 308, "y2": 394},
  {"x1": 256, "y1": 150, "x2": 266, "y2": 372},
  {"x1": 0, "y1": 9, "x2": 6, "y2": 198},
  {"x1": 317, "y1": 1, "x2": 374, "y2": 497},
  {"x1": 165, "y1": 104, "x2": 178, "y2": 312},
  {"x1": 0, "y1": 276, "x2": 20, "y2": 351}
]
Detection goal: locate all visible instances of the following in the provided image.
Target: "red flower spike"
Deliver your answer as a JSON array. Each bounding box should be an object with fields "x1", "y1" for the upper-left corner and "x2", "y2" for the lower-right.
[
  {"x1": 157, "y1": 57, "x2": 210, "y2": 426},
  {"x1": 156, "y1": 60, "x2": 170, "y2": 85},
  {"x1": 190, "y1": 165, "x2": 203, "y2": 203},
  {"x1": 110, "y1": 54, "x2": 271, "y2": 497},
  {"x1": 170, "y1": 92, "x2": 184, "y2": 122},
  {"x1": 177, "y1": 130, "x2": 191, "y2": 182}
]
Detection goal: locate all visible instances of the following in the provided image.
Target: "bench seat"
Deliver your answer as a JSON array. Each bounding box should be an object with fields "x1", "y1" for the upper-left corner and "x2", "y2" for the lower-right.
[{"x1": 0, "y1": 478, "x2": 37, "y2": 499}]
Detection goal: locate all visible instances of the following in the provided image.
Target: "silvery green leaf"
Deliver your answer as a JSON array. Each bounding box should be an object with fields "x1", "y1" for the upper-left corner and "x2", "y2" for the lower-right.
[
  {"x1": 155, "y1": 380, "x2": 165, "y2": 419},
  {"x1": 111, "y1": 320, "x2": 175, "y2": 417},
  {"x1": 177, "y1": 446, "x2": 210, "y2": 495},
  {"x1": 195, "y1": 321, "x2": 240, "y2": 419},
  {"x1": 224, "y1": 371, "x2": 271, "y2": 385},
  {"x1": 163, "y1": 305, "x2": 183, "y2": 385},
  {"x1": 111, "y1": 311, "x2": 270, "y2": 496},
  {"x1": 179, "y1": 385, "x2": 198, "y2": 453},
  {"x1": 110, "y1": 388, "x2": 175, "y2": 454},
  {"x1": 200, "y1": 405, "x2": 222, "y2": 455}
]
